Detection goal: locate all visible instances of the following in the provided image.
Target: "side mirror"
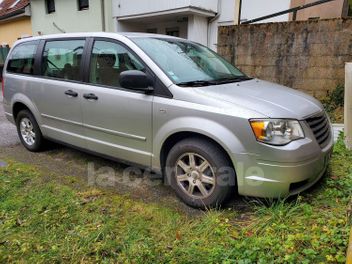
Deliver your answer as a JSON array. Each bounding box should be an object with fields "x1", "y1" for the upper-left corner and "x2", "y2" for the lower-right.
[{"x1": 119, "y1": 70, "x2": 153, "y2": 93}]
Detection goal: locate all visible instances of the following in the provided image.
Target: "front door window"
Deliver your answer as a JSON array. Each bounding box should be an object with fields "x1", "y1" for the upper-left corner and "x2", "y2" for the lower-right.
[{"x1": 89, "y1": 40, "x2": 144, "y2": 88}]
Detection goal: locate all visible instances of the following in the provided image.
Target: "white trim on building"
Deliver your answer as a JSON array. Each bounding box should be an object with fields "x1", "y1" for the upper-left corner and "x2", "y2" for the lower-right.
[{"x1": 112, "y1": 0, "x2": 293, "y2": 50}]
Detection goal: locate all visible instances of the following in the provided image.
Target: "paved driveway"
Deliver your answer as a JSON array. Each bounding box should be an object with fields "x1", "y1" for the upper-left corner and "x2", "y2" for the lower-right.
[{"x1": 0, "y1": 94, "x2": 20, "y2": 147}]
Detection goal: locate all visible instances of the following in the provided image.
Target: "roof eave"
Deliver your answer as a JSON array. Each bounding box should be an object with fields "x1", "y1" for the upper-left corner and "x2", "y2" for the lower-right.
[
  {"x1": 116, "y1": 6, "x2": 216, "y2": 21},
  {"x1": 0, "y1": 4, "x2": 30, "y2": 22}
]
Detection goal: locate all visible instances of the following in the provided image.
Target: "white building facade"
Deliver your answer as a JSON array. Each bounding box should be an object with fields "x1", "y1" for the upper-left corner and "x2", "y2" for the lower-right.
[{"x1": 112, "y1": 0, "x2": 292, "y2": 50}]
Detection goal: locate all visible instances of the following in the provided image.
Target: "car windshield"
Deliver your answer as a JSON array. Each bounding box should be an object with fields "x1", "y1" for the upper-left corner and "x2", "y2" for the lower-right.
[{"x1": 132, "y1": 37, "x2": 250, "y2": 87}]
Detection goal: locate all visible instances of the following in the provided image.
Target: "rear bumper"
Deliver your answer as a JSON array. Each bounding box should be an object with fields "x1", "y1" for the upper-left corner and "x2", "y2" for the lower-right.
[{"x1": 235, "y1": 140, "x2": 333, "y2": 198}]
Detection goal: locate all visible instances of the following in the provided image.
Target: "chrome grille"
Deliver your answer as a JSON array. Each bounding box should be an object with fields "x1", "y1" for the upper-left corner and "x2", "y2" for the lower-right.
[{"x1": 306, "y1": 112, "x2": 331, "y2": 148}]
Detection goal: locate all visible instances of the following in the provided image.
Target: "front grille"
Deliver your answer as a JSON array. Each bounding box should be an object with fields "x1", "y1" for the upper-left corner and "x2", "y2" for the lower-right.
[{"x1": 306, "y1": 112, "x2": 331, "y2": 148}]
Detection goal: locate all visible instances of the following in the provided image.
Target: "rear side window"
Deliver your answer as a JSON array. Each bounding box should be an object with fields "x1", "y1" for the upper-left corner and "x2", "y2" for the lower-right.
[
  {"x1": 42, "y1": 40, "x2": 85, "y2": 81},
  {"x1": 6, "y1": 41, "x2": 39, "y2": 75}
]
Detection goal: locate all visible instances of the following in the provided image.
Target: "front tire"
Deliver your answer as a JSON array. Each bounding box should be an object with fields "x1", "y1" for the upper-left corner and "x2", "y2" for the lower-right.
[
  {"x1": 166, "y1": 138, "x2": 236, "y2": 209},
  {"x1": 16, "y1": 110, "x2": 45, "y2": 152}
]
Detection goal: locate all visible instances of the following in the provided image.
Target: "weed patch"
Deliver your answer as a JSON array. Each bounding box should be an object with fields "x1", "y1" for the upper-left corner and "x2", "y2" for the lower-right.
[{"x1": 0, "y1": 137, "x2": 351, "y2": 263}]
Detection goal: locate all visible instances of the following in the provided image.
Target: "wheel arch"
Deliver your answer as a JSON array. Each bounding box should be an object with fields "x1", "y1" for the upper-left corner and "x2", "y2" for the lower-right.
[
  {"x1": 11, "y1": 94, "x2": 42, "y2": 124},
  {"x1": 154, "y1": 117, "x2": 246, "y2": 172},
  {"x1": 13, "y1": 102, "x2": 31, "y2": 121},
  {"x1": 159, "y1": 131, "x2": 236, "y2": 172}
]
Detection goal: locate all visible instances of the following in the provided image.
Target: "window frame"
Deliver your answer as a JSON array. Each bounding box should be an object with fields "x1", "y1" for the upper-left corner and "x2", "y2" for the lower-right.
[
  {"x1": 83, "y1": 37, "x2": 172, "y2": 98},
  {"x1": 45, "y1": 0, "x2": 56, "y2": 14},
  {"x1": 85, "y1": 38, "x2": 146, "y2": 88},
  {"x1": 5, "y1": 40, "x2": 40, "y2": 76},
  {"x1": 77, "y1": 0, "x2": 89, "y2": 11},
  {"x1": 37, "y1": 37, "x2": 89, "y2": 84},
  {"x1": 6, "y1": 37, "x2": 173, "y2": 98}
]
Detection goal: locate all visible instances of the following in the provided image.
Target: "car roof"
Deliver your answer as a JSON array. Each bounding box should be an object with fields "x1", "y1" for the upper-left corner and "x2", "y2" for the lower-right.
[{"x1": 13, "y1": 32, "x2": 184, "y2": 46}]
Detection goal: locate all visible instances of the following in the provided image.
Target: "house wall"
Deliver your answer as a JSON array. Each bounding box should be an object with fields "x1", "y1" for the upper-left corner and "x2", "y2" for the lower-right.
[
  {"x1": 218, "y1": 19, "x2": 352, "y2": 97},
  {"x1": 30, "y1": 0, "x2": 114, "y2": 35},
  {"x1": 241, "y1": 0, "x2": 291, "y2": 23},
  {"x1": 0, "y1": 17, "x2": 32, "y2": 46},
  {"x1": 289, "y1": 0, "x2": 348, "y2": 21},
  {"x1": 113, "y1": 0, "x2": 218, "y2": 18},
  {"x1": 117, "y1": 20, "x2": 188, "y2": 39},
  {"x1": 188, "y1": 15, "x2": 208, "y2": 44}
]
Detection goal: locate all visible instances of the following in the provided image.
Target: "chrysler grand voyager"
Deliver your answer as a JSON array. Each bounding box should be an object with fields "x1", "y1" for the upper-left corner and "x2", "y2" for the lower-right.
[{"x1": 2, "y1": 33, "x2": 333, "y2": 208}]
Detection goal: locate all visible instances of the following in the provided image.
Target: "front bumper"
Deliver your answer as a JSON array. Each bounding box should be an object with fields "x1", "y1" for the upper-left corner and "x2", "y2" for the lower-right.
[{"x1": 234, "y1": 137, "x2": 333, "y2": 198}]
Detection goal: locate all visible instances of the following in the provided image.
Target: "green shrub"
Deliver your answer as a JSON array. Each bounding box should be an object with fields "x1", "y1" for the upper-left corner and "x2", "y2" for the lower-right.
[
  {"x1": 321, "y1": 85, "x2": 344, "y2": 123},
  {"x1": 322, "y1": 85, "x2": 344, "y2": 113}
]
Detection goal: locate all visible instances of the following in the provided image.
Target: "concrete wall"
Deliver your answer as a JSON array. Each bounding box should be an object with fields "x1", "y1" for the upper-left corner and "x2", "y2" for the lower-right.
[
  {"x1": 209, "y1": 0, "x2": 293, "y2": 51},
  {"x1": 218, "y1": 19, "x2": 352, "y2": 97},
  {"x1": 0, "y1": 17, "x2": 32, "y2": 46},
  {"x1": 31, "y1": 0, "x2": 114, "y2": 35}
]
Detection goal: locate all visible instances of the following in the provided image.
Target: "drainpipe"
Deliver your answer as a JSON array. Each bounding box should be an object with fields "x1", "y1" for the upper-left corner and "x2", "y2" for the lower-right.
[
  {"x1": 234, "y1": 0, "x2": 242, "y2": 25},
  {"x1": 207, "y1": 0, "x2": 221, "y2": 49},
  {"x1": 101, "y1": 0, "x2": 106, "y2": 32},
  {"x1": 53, "y1": 22, "x2": 66, "y2": 33}
]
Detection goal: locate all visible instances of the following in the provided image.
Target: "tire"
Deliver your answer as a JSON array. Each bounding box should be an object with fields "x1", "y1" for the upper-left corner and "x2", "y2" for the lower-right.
[
  {"x1": 16, "y1": 110, "x2": 45, "y2": 152},
  {"x1": 165, "y1": 137, "x2": 236, "y2": 209}
]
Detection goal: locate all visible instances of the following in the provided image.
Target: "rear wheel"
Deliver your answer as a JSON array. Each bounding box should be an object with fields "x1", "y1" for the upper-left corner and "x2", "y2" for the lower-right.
[
  {"x1": 166, "y1": 138, "x2": 236, "y2": 208},
  {"x1": 16, "y1": 110, "x2": 45, "y2": 152}
]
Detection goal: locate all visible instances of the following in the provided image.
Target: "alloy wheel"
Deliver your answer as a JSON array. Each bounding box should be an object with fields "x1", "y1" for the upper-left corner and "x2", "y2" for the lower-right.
[
  {"x1": 20, "y1": 117, "x2": 36, "y2": 146},
  {"x1": 175, "y1": 153, "x2": 216, "y2": 199}
]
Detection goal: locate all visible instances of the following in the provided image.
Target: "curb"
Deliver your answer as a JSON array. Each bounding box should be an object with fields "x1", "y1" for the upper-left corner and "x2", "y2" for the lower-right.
[{"x1": 347, "y1": 226, "x2": 352, "y2": 264}]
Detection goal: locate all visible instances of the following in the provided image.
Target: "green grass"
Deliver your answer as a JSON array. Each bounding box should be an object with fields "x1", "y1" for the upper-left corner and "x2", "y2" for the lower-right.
[{"x1": 0, "y1": 137, "x2": 351, "y2": 263}]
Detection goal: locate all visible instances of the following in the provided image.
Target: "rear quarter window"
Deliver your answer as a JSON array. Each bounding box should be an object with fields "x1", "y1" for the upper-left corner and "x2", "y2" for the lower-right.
[{"x1": 6, "y1": 41, "x2": 39, "y2": 75}]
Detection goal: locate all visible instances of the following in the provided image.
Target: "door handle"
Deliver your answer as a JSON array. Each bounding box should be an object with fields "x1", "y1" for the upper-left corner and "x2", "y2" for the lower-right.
[
  {"x1": 65, "y1": 90, "x2": 78, "y2": 97},
  {"x1": 83, "y1": 93, "x2": 98, "y2": 101}
]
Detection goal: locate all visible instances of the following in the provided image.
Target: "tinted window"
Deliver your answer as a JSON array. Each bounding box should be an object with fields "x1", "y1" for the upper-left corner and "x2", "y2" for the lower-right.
[
  {"x1": 89, "y1": 40, "x2": 144, "y2": 88},
  {"x1": 78, "y1": 0, "x2": 89, "y2": 10},
  {"x1": 42, "y1": 40, "x2": 85, "y2": 81},
  {"x1": 7, "y1": 41, "x2": 39, "y2": 75},
  {"x1": 46, "y1": 0, "x2": 55, "y2": 13}
]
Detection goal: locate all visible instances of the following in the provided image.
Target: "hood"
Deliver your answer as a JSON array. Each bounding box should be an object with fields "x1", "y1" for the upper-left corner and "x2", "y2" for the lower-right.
[{"x1": 191, "y1": 79, "x2": 323, "y2": 119}]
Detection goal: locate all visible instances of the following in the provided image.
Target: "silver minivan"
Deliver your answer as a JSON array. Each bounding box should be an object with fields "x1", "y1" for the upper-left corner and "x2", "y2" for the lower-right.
[{"x1": 2, "y1": 33, "x2": 333, "y2": 208}]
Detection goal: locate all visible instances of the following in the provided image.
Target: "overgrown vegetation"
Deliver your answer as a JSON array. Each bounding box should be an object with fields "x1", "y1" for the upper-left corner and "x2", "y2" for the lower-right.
[
  {"x1": 0, "y1": 136, "x2": 351, "y2": 263},
  {"x1": 321, "y1": 85, "x2": 344, "y2": 123}
]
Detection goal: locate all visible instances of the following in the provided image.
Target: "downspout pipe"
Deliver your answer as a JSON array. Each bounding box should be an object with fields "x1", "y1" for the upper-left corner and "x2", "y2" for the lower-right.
[
  {"x1": 207, "y1": 0, "x2": 221, "y2": 48},
  {"x1": 101, "y1": 0, "x2": 106, "y2": 32}
]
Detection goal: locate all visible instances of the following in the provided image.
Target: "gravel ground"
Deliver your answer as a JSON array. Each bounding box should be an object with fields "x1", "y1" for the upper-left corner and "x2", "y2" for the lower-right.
[{"x1": 0, "y1": 94, "x2": 20, "y2": 147}]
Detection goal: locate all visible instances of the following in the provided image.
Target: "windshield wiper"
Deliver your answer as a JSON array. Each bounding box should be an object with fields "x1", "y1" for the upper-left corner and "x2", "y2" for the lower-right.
[
  {"x1": 212, "y1": 76, "x2": 253, "y2": 84},
  {"x1": 177, "y1": 80, "x2": 215, "y2": 87},
  {"x1": 177, "y1": 76, "x2": 253, "y2": 87}
]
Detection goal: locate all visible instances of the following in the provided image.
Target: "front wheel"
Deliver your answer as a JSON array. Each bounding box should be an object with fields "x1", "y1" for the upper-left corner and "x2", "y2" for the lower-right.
[
  {"x1": 165, "y1": 138, "x2": 236, "y2": 209},
  {"x1": 16, "y1": 110, "x2": 45, "y2": 152}
]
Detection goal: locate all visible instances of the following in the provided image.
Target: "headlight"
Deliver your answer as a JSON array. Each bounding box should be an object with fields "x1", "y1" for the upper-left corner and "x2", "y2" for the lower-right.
[{"x1": 249, "y1": 119, "x2": 304, "y2": 145}]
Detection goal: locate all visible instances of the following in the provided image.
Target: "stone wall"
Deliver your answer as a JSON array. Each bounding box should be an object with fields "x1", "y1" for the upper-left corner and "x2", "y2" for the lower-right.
[{"x1": 218, "y1": 19, "x2": 352, "y2": 97}]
